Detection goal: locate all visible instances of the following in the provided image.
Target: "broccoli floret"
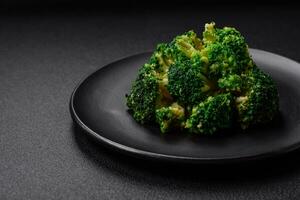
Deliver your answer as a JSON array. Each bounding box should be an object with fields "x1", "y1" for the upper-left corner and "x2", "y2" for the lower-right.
[
  {"x1": 149, "y1": 44, "x2": 174, "y2": 107},
  {"x1": 201, "y1": 43, "x2": 232, "y2": 79},
  {"x1": 149, "y1": 43, "x2": 174, "y2": 73},
  {"x1": 236, "y1": 68, "x2": 279, "y2": 129},
  {"x1": 170, "y1": 30, "x2": 203, "y2": 60},
  {"x1": 167, "y1": 59, "x2": 215, "y2": 106},
  {"x1": 155, "y1": 103, "x2": 185, "y2": 133},
  {"x1": 201, "y1": 22, "x2": 254, "y2": 79},
  {"x1": 185, "y1": 93, "x2": 234, "y2": 134},
  {"x1": 127, "y1": 44, "x2": 174, "y2": 123},
  {"x1": 126, "y1": 64, "x2": 159, "y2": 123},
  {"x1": 166, "y1": 31, "x2": 214, "y2": 106},
  {"x1": 216, "y1": 27, "x2": 253, "y2": 73}
]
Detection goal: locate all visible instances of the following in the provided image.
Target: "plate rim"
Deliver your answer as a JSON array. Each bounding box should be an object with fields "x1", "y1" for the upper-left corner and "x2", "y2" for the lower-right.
[{"x1": 70, "y1": 48, "x2": 300, "y2": 164}]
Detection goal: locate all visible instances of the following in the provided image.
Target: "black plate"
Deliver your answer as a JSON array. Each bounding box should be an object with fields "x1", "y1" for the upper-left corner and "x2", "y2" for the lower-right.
[{"x1": 70, "y1": 49, "x2": 300, "y2": 164}]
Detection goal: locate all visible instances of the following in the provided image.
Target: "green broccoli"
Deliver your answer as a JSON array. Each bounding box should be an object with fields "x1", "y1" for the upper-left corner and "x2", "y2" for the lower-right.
[
  {"x1": 167, "y1": 59, "x2": 214, "y2": 106},
  {"x1": 149, "y1": 43, "x2": 174, "y2": 72},
  {"x1": 126, "y1": 43, "x2": 174, "y2": 124},
  {"x1": 171, "y1": 30, "x2": 202, "y2": 59},
  {"x1": 126, "y1": 63, "x2": 159, "y2": 123},
  {"x1": 126, "y1": 22, "x2": 279, "y2": 134},
  {"x1": 185, "y1": 93, "x2": 234, "y2": 134},
  {"x1": 166, "y1": 30, "x2": 216, "y2": 106},
  {"x1": 235, "y1": 68, "x2": 279, "y2": 129},
  {"x1": 155, "y1": 103, "x2": 185, "y2": 133},
  {"x1": 202, "y1": 22, "x2": 254, "y2": 79}
]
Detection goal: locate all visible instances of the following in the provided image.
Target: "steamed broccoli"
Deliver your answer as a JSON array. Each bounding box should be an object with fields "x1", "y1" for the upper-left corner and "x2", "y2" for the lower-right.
[
  {"x1": 126, "y1": 43, "x2": 174, "y2": 123},
  {"x1": 202, "y1": 22, "x2": 254, "y2": 80},
  {"x1": 126, "y1": 64, "x2": 159, "y2": 123},
  {"x1": 171, "y1": 30, "x2": 202, "y2": 59},
  {"x1": 167, "y1": 59, "x2": 213, "y2": 106},
  {"x1": 185, "y1": 93, "x2": 234, "y2": 134},
  {"x1": 149, "y1": 43, "x2": 174, "y2": 72},
  {"x1": 156, "y1": 103, "x2": 185, "y2": 133},
  {"x1": 167, "y1": 31, "x2": 214, "y2": 106},
  {"x1": 235, "y1": 67, "x2": 279, "y2": 129},
  {"x1": 126, "y1": 22, "x2": 279, "y2": 135}
]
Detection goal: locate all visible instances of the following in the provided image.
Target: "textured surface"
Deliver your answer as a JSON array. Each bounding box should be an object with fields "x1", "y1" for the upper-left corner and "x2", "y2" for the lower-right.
[{"x1": 1, "y1": 5, "x2": 300, "y2": 200}]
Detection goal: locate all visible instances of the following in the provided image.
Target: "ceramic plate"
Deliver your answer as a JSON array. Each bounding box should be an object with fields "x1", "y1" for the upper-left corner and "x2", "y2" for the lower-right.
[{"x1": 70, "y1": 49, "x2": 300, "y2": 163}]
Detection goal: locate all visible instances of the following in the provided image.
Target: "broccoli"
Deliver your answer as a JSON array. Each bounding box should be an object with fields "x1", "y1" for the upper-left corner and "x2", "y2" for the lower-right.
[
  {"x1": 126, "y1": 64, "x2": 159, "y2": 123},
  {"x1": 167, "y1": 59, "x2": 214, "y2": 106},
  {"x1": 171, "y1": 30, "x2": 202, "y2": 59},
  {"x1": 155, "y1": 103, "x2": 185, "y2": 133},
  {"x1": 126, "y1": 43, "x2": 174, "y2": 124},
  {"x1": 126, "y1": 22, "x2": 279, "y2": 135},
  {"x1": 185, "y1": 93, "x2": 234, "y2": 134},
  {"x1": 167, "y1": 31, "x2": 215, "y2": 106},
  {"x1": 149, "y1": 43, "x2": 174, "y2": 72},
  {"x1": 201, "y1": 22, "x2": 254, "y2": 80},
  {"x1": 235, "y1": 68, "x2": 279, "y2": 129}
]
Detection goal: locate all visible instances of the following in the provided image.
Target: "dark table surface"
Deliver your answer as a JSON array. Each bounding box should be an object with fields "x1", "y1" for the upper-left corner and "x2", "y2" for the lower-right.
[{"x1": 1, "y1": 5, "x2": 300, "y2": 200}]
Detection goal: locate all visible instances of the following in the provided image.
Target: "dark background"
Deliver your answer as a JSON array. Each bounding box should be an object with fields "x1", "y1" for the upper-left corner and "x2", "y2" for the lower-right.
[{"x1": 1, "y1": 1, "x2": 300, "y2": 199}]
